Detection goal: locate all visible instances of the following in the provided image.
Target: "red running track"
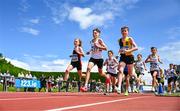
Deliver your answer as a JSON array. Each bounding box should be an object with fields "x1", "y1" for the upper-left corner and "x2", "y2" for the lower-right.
[{"x1": 0, "y1": 92, "x2": 179, "y2": 111}]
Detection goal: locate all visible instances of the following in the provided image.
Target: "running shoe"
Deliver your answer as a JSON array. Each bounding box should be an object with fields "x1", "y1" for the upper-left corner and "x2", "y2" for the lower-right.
[
  {"x1": 116, "y1": 87, "x2": 121, "y2": 94},
  {"x1": 134, "y1": 88, "x2": 139, "y2": 93},
  {"x1": 80, "y1": 86, "x2": 88, "y2": 92},
  {"x1": 124, "y1": 91, "x2": 129, "y2": 96}
]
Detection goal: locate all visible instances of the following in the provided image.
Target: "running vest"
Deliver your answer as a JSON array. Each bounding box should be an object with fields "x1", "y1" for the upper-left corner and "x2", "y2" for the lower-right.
[
  {"x1": 106, "y1": 57, "x2": 118, "y2": 74},
  {"x1": 167, "y1": 69, "x2": 176, "y2": 78},
  {"x1": 118, "y1": 37, "x2": 133, "y2": 56},
  {"x1": 136, "y1": 60, "x2": 145, "y2": 73},
  {"x1": 90, "y1": 38, "x2": 103, "y2": 59},
  {"x1": 71, "y1": 47, "x2": 81, "y2": 62},
  {"x1": 149, "y1": 54, "x2": 160, "y2": 71}
]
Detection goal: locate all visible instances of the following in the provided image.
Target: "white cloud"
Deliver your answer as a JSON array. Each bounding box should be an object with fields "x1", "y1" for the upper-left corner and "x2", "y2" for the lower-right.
[
  {"x1": 5, "y1": 58, "x2": 30, "y2": 70},
  {"x1": 44, "y1": 0, "x2": 70, "y2": 24},
  {"x1": 5, "y1": 54, "x2": 106, "y2": 72},
  {"x1": 21, "y1": 27, "x2": 40, "y2": 36},
  {"x1": 53, "y1": 59, "x2": 68, "y2": 65},
  {"x1": 29, "y1": 18, "x2": 39, "y2": 24},
  {"x1": 158, "y1": 41, "x2": 180, "y2": 68},
  {"x1": 69, "y1": 7, "x2": 113, "y2": 29},
  {"x1": 44, "y1": 0, "x2": 139, "y2": 29},
  {"x1": 167, "y1": 27, "x2": 180, "y2": 39}
]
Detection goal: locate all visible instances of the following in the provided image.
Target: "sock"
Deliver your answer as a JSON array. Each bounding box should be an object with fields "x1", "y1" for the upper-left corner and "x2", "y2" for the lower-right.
[{"x1": 85, "y1": 84, "x2": 88, "y2": 88}]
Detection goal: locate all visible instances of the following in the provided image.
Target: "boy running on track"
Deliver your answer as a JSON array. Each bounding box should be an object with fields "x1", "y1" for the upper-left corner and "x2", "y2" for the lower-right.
[
  {"x1": 145, "y1": 47, "x2": 162, "y2": 92},
  {"x1": 103, "y1": 50, "x2": 119, "y2": 95},
  {"x1": 64, "y1": 38, "x2": 85, "y2": 88},
  {"x1": 173, "y1": 65, "x2": 178, "y2": 93},
  {"x1": 166, "y1": 64, "x2": 176, "y2": 94},
  {"x1": 81, "y1": 28, "x2": 109, "y2": 92},
  {"x1": 135, "y1": 54, "x2": 147, "y2": 92},
  {"x1": 118, "y1": 26, "x2": 138, "y2": 96}
]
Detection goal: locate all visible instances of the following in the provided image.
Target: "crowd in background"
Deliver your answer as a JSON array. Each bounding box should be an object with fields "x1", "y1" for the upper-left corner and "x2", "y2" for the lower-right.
[{"x1": 0, "y1": 64, "x2": 180, "y2": 94}]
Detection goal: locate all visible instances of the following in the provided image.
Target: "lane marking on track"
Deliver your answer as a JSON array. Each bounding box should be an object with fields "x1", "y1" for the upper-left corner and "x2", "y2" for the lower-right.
[
  {"x1": 0, "y1": 96, "x2": 64, "y2": 101},
  {"x1": 46, "y1": 96, "x2": 150, "y2": 111}
]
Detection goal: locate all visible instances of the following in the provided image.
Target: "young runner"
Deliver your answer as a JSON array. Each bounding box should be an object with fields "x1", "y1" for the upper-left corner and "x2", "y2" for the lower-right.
[
  {"x1": 135, "y1": 54, "x2": 147, "y2": 92},
  {"x1": 103, "y1": 50, "x2": 119, "y2": 95},
  {"x1": 145, "y1": 47, "x2": 162, "y2": 92},
  {"x1": 64, "y1": 38, "x2": 85, "y2": 88},
  {"x1": 118, "y1": 26, "x2": 138, "y2": 96},
  {"x1": 166, "y1": 64, "x2": 176, "y2": 94},
  {"x1": 173, "y1": 65, "x2": 178, "y2": 93},
  {"x1": 81, "y1": 28, "x2": 109, "y2": 92}
]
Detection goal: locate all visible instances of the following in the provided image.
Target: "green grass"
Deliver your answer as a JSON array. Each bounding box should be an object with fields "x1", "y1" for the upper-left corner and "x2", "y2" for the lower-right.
[{"x1": 163, "y1": 92, "x2": 180, "y2": 97}]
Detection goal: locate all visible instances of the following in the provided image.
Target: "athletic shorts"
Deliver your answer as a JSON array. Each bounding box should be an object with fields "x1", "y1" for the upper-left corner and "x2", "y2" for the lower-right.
[
  {"x1": 150, "y1": 70, "x2": 159, "y2": 77},
  {"x1": 71, "y1": 61, "x2": 82, "y2": 70},
  {"x1": 150, "y1": 70, "x2": 160, "y2": 82},
  {"x1": 107, "y1": 72, "x2": 117, "y2": 77},
  {"x1": 89, "y1": 58, "x2": 104, "y2": 69},
  {"x1": 119, "y1": 55, "x2": 134, "y2": 64},
  {"x1": 168, "y1": 77, "x2": 174, "y2": 84}
]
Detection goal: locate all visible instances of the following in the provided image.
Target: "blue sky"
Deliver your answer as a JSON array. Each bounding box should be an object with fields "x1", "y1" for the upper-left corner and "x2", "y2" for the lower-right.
[{"x1": 0, "y1": 0, "x2": 180, "y2": 72}]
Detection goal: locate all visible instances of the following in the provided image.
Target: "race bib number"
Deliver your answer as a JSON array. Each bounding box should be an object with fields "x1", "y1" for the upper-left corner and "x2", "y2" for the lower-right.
[
  {"x1": 150, "y1": 63, "x2": 159, "y2": 70},
  {"x1": 91, "y1": 45, "x2": 99, "y2": 53},
  {"x1": 71, "y1": 54, "x2": 78, "y2": 62},
  {"x1": 107, "y1": 62, "x2": 116, "y2": 74}
]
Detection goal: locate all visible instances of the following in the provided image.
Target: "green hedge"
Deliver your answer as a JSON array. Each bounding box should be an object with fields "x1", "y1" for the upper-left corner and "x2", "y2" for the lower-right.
[{"x1": 0, "y1": 57, "x2": 105, "y2": 82}]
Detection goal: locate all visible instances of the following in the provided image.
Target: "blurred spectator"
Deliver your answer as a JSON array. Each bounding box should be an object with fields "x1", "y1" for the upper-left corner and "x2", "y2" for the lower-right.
[
  {"x1": 32, "y1": 75, "x2": 37, "y2": 80},
  {"x1": 39, "y1": 74, "x2": 46, "y2": 92},
  {"x1": 0, "y1": 70, "x2": 3, "y2": 84},
  {"x1": 26, "y1": 72, "x2": 32, "y2": 79},
  {"x1": 18, "y1": 72, "x2": 25, "y2": 78},
  {"x1": 57, "y1": 75, "x2": 63, "y2": 92},
  {"x1": 96, "y1": 79, "x2": 101, "y2": 92},
  {"x1": 72, "y1": 77, "x2": 77, "y2": 91},
  {"x1": 66, "y1": 78, "x2": 70, "y2": 92},
  {"x1": 2, "y1": 70, "x2": 11, "y2": 91},
  {"x1": 4, "y1": 70, "x2": 11, "y2": 85},
  {"x1": 9, "y1": 75, "x2": 15, "y2": 87},
  {"x1": 90, "y1": 80, "x2": 96, "y2": 92},
  {"x1": 47, "y1": 76, "x2": 52, "y2": 92},
  {"x1": 173, "y1": 65, "x2": 178, "y2": 93}
]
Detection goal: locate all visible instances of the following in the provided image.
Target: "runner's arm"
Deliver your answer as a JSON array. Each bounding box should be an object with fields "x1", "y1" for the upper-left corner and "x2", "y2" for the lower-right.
[
  {"x1": 145, "y1": 55, "x2": 151, "y2": 63},
  {"x1": 103, "y1": 59, "x2": 108, "y2": 66},
  {"x1": 75, "y1": 47, "x2": 85, "y2": 57},
  {"x1": 95, "y1": 39, "x2": 107, "y2": 51},
  {"x1": 158, "y1": 56, "x2": 163, "y2": 64},
  {"x1": 143, "y1": 61, "x2": 147, "y2": 70}
]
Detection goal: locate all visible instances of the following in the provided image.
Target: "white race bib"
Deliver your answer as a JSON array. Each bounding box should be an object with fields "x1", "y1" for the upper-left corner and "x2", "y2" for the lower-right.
[{"x1": 71, "y1": 54, "x2": 78, "y2": 62}]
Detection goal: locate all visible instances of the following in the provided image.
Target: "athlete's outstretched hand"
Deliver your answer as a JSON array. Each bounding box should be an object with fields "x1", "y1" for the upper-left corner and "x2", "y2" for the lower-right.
[{"x1": 86, "y1": 51, "x2": 90, "y2": 55}]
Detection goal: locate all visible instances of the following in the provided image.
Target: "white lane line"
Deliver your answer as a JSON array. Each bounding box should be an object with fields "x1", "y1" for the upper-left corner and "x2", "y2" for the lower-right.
[
  {"x1": 46, "y1": 96, "x2": 150, "y2": 111},
  {"x1": 0, "y1": 96, "x2": 62, "y2": 101}
]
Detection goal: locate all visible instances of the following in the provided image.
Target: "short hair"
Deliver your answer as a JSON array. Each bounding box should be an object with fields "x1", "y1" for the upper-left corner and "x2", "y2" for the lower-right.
[
  {"x1": 151, "y1": 47, "x2": 157, "y2": 50},
  {"x1": 137, "y1": 54, "x2": 142, "y2": 57},
  {"x1": 169, "y1": 63, "x2": 173, "y2": 66},
  {"x1": 108, "y1": 50, "x2": 114, "y2": 55},
  {"x1": 93, "y1": 28, "x2": 101, "y2": 33},
  {"x1": 121, "y1": 26, "x2": 129, "y2": 31}
]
